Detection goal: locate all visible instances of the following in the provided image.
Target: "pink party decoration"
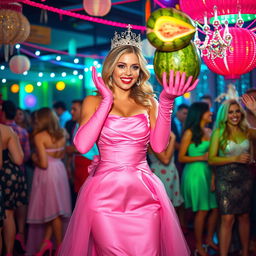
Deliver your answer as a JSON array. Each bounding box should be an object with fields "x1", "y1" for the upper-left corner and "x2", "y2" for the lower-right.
[
  {"x1": 19, "y1": 0, "x2": 145, "y2": 30},
  {"x1": 83, "y1": 0, "x2": 111, "y2": 17},
  {"x1": 180, "y1": 0, "x2": 256, "y2": 23},
  {"x1": 9, "y1": 55, "x2": 31, "y2": 74},
  {"x1": 156, "y1": 0, "x2": 179, "y2": 8},
  {"x1": 203, "y1": 27, "x2": 256, "y2": 79}
]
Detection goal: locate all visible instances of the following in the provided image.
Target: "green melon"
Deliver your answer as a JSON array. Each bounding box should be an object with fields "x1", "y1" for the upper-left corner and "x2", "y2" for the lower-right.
[
  {"x1": 147, "y1": 8, "x2": 196, "y2": 52},
  {"x1": 154, "y1": 42, "x2": 201, "y2": 84}
]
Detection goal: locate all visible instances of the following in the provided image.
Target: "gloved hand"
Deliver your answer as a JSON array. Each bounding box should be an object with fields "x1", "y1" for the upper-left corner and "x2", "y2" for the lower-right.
[
  {"x1": 74, "y1": 67, "x2": 113, "y2": 153},
  {"x1": 150, "y1": 70, "x2": 199, "y2": 153}
]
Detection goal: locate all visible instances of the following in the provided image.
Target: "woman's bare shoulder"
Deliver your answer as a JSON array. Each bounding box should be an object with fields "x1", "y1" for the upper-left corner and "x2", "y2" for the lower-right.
[
  {"x1": 149, "y1": 96, "x2": 158, "y2": 106},
  {"x1": 0, "y1": 124, "x2": 15, "y2": 136},
  {"x1": 34, "y1": 131, "x2": 48, "y2": 141},
  {"x1": 83, "y1": 95, "x2": 101, "y2": 103},
  {"x1": 82, "y1": 95, "x2": 101, "y2": 109}
]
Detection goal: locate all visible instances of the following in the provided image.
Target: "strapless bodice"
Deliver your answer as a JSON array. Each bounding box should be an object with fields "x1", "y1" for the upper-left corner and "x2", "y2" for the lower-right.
[
  {"x1": 220, "y1": 139, "x2": 249, "y2": 156},
  {"x1": 187, "y1": 141, "x2": 210, "y2": 157},
  {"x1": 97, "y1": 113, "x2": 150, "y2": 164}
]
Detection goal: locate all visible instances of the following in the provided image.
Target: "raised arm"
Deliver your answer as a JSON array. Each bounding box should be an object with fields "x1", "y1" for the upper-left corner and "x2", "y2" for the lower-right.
[
  {"x1": 73, "y1": 67, "x2": 113, "y2": 153},
  {"x1": 150, "y1": 70, "x2": 198, "y2": 153},
  {"x1": 242, "y1": 94, "x2": 256, "y2": 117}
]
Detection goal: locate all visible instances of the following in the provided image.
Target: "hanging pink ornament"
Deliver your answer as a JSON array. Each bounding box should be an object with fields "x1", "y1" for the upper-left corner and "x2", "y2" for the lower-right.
[
  {"x1": 83, "y1": 0, "x2": 111, "y2": 17},
  {"x1": 203, "y1": 27, "x2": 256, "y2": 80},
  {"x1": 180, "y1": 0, "x2": 256, "y2": 23},
  {"x1": 9, "y1": 55, "x2": 31, "y2": 74}
]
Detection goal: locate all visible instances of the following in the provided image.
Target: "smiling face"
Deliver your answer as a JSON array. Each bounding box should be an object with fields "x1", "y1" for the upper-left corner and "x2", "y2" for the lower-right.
[
  {"x1": 227, "y1": 103, "x2": 242, "y2": 126},
  {"x1": 112, "y1": 52, "x2": 140, "y2": 91},
  {"x1": 202, "y1": 110, "x2": 212, "y2": 124}
]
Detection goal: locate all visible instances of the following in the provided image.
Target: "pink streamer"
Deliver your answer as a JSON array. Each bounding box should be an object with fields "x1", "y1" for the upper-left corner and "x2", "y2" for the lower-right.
[
  {"x1": 246, "y1": 19, "x2": 256, "y2": 29},
  {"x1": 153, "y1": 0, "x2": 166, "y2": 8},
  {"x1": 19, "y1": 0, "x2": 146, "y2": 31}
]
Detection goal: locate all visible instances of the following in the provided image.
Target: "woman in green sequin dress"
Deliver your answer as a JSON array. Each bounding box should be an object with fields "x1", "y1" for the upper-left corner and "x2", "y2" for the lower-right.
[{"x1": 179, "y1": 102, "x2": 218, "y2": 256}]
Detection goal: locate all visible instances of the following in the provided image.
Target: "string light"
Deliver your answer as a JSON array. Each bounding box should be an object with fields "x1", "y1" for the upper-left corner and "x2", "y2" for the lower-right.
[
  {"x1": 11, "y1": 84, "x2": 20, "y2": 93},
  {"x1": 25, "y1": 84, "x2": 34, "y2": 93}
]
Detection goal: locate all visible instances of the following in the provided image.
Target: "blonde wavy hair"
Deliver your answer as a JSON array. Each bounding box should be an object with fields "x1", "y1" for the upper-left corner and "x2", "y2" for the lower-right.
[
  {"x1": 102, "y1": 45, "x2": 154, "y2": 107},
  {"x1": 214, "y1": 99, "x2": 249, "y2": 152},
  {"x1": 33, "y1": 107, "x2": 64, "y2": 142}
]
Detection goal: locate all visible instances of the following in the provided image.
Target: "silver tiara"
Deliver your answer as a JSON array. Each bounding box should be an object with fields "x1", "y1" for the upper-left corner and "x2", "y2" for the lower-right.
[{"x1": 111, "y1": 24, "x2": 142, "y2": 50}]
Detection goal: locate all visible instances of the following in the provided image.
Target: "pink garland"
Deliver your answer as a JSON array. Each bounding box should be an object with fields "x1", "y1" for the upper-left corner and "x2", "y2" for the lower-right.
[
  {"x1": 19, "y1": 0, "x2": 146, "y2": 31},
  {"x1": 153, "y1": 0, "x2": 166, "y2": 8}
]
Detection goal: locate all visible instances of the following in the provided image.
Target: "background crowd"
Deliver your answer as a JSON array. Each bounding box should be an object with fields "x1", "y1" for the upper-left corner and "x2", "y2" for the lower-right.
[{"x1": 0, "y1": 88, "x2": 255, "y2": 256}]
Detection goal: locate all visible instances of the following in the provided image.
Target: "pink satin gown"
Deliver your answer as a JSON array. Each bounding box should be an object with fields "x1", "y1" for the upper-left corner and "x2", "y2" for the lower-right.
[{"x1": 59, "y1": 113, "x2": 189, "y2": 256}]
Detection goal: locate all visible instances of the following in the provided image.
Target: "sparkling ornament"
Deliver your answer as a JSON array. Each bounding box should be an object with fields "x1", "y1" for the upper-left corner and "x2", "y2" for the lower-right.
[
  {"x1": 0, "y1": 2, "x2": 30, "y2": 61},
  {"x1": 194, "y1": 6, "x2": 232, "y2": 59},
  {"x1": 203, "y1": 27, "x2": 256, "y2": 79}
]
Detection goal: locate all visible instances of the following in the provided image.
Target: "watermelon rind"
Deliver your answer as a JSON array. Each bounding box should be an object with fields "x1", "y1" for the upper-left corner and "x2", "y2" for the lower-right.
[{"x1": 153, "y1": 42, "x2": 201, "y2": 84}]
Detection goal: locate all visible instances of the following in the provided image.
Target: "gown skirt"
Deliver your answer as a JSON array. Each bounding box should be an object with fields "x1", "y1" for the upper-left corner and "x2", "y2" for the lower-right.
[
  {"x1": 26, "y1": 155, "x2": 71, "y2": 255},
  {"x1": 59, "y1": 113, "x2": 189, "y2": 256},
  {"x1": 181, "y1": 142, "x2": 217, "y2": 212}
]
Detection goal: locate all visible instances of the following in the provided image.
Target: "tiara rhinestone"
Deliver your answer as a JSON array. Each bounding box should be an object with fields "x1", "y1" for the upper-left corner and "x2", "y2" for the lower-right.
[{"x1": 111, "y1": 24, "x2": 142, "y2": 50}]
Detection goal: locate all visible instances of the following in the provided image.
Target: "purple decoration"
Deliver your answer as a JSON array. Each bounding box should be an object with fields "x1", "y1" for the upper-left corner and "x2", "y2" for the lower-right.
[
  {"x1": 24, "y1": 94, "x2": 37, "y2": 108},
  {"x1": 158, "y1": 0, "x2": 179, "y2": 7}
]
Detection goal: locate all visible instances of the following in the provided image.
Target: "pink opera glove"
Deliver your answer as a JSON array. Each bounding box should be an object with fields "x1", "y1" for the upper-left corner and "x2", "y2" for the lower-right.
[
  {"x1": 74, "y1": 67, "x2": 113, "y2": 153},
  {"x1": 150, "y1": 70, "x2": 199, "y2": 153}
]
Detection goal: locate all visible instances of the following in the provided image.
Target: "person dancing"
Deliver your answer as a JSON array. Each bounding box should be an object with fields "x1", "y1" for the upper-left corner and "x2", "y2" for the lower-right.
[
  {"x1": 26, "y1": 108, "x2": 71, "y2": 256},
  {"x1": 179, "y1": 102, "x2": 218, "y2": 256},
  {"x1": 209, "y1": 99, "x2": 256, "y2": 256},
  {"x1": 59, "y1": 27, "x2": 198, "y2": 256}
]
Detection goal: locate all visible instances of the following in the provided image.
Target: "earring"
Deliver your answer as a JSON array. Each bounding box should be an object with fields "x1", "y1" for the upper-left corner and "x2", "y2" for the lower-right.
[{"x1": 136, "y1": 79, "x2": 141, "y2": 86}]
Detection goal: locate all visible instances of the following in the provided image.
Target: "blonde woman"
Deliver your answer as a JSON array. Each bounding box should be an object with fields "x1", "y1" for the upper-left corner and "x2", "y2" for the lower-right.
[
  {"x1": 209, "y1": 99, "x2": 256, "y2": 256},
  {"x1": 60, "y1": 27, "x2": 198, "y2": 256}
]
